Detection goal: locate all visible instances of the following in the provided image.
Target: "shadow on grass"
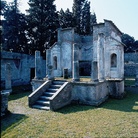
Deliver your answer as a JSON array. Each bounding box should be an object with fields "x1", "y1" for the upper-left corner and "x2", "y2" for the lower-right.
[
  {"x1": 9, "y1": 92, "x2": 31, "y2": 101},
  {"x1": 58, "y1": 91, "x2": 138, "y2": 114},
  {"x1": 102, "y1": 91, "x2": 138, "y2": 113},
  {"x1": 1, "y1": 112, "x2": 28, "y2": 135},
  {"x1": 58, "y1": 104, "x2": 96, "y2": 114}
]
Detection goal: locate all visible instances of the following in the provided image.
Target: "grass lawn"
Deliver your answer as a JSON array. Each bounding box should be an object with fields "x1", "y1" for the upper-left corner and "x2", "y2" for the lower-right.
[{"x1": 1, "y1": 89, "x2": 138, "y2": 138}]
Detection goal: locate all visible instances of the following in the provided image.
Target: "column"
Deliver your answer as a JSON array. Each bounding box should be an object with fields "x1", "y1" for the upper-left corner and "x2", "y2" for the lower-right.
[
  {"x1": 72, "y1": 43, "x2": 80, "y2": 81},
  {"x1": 46, "y1": 49, "x2": 54, "y2": 80},
  {"x1": 91, "y1": 61, "x2": 98, "y2": 82},
  {"x1": 98, "y1": 33, "x2": 105, "y2": 81},
  {"x1": 34, "y1": 51, "x2": 42, "y2": 80},
  {"x1": 5, "y1": 63, "x2": 12, "y2": 90}
]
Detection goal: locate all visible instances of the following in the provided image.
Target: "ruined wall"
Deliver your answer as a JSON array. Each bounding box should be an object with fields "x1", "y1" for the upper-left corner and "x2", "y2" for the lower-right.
[
  {"x1": 124, "y1": 53, "x2": 138, "y2": 63},
  {"x1": 1, "y1": 51, "x2": 46, "y2": 87},
  {"x1": 124, "y1": 53, "x2": 138, "y2": 77}
]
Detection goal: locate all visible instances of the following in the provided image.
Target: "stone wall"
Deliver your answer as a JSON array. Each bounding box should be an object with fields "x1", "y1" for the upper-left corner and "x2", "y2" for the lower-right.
[
  {"x1": 124, "y1": 53, "x2": 138, "y2": 77},
  {"x1": 124, "y1": 64, "x2": 136, "y2": 77},
  {"x1": 1, "y1": 91, "x2": 10, "y2": 117},
  {"x1": 124, "y1": 53, "x2": 138, "y2": 63},
  {"x1": 1, "y1": 51, "x2": 46, "y2": 88}
]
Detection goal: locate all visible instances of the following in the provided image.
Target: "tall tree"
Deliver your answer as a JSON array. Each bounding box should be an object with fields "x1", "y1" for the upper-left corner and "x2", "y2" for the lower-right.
[
  {"x1": 121, "y1": 34, "x2": 135, "y2": 52},
  {"x1": 27, "y1": 0, "x2": 59, "y2": 57},
  {"x1": 133, "y1": 40, "x2": 138, "y2": 52},
  {"x1": 58, "y1": 8, "x2": 75, "y2": 28},
  {"x1": 72, "y1": 0, "x2": 86, "y2": 34},
  {"x1": 1, "y1": 0, "x2": 7, "y2": 15},
  {"x1": 90, "y1": 12, "x2": 97, "y2": 34},
  {"x1": 80, "y1": 0, "x2": 91, "y2": 35},
  {"x1": 2, "y1": 0, "x2": 27, "y2": 53}
]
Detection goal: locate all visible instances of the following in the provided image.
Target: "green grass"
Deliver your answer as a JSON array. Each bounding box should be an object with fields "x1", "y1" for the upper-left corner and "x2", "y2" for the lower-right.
[
  {"x1": 125, "y1": 77, "x2": 135, "y2": 86},
  {"x1": 1, "y1": 91, "x2": 138, "y2": 138}
]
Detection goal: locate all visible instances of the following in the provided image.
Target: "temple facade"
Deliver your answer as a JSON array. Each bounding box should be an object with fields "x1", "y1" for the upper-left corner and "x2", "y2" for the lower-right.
[{"x1": 47, "y1": 19, "x2": 124, "y2": 81}]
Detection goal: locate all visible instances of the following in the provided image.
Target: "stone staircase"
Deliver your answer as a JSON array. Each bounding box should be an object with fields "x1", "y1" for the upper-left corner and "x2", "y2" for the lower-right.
[{"x1": 32, "y1": 80, "x2": 66, "y2": 110}]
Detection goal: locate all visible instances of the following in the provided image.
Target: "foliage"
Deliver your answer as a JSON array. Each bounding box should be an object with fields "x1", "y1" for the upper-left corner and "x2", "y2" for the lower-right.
[
  {"x1": 121, "y1": 33, "x2": 138, "y2": 52},
  {"x1": 1, "y1": 0, "x2": 98, "y2": 55},
  {"x1": 26, "y1": 0, "x2": 59, "y2": 57},
  {"x1": 72, "y1": 0, "x2": 86, "y2": 34},
  {"x1": 1, "y1": 91, "x2": 138, "y2": 138},
  {"x1": 72, "y1": 0, "x2": 97, "y2": 35},
  {"x1": 0, "y1": 0, "x2": 7, "y2": 15},
  {"x1": 90, "y1": 12, "x2": 97, "y2": 33},
  {"x1": 80, "y1": 0, "x2": 91, "y2": 35},
  {"x1": 58, "y1": 8, "x2": 75, "y2": 28},
  {"x1": 1, "y1": 0, "x2": 28, "y2": 53}
]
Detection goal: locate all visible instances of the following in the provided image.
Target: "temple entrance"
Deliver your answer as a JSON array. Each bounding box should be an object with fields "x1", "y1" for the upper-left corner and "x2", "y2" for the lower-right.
[
  {"x1": 30, "y1": 68, "x2": 35, "y2": 80},
  {"x1": 79, "y1": 61, "x2": 91, "y2": 76}
]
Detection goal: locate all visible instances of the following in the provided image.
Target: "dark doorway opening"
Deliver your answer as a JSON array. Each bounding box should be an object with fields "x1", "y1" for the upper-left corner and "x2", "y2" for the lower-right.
[
  {"x1": 79, "y1": 61, "x2": 91, "y2": 76},
  {"x1": 30, "y1": 68, "x2": 35, "y2": 80}
]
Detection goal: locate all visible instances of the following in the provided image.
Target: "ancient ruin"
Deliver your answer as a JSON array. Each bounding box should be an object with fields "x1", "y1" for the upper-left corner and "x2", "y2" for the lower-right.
[
  {"x1": 1, "y1": 63, "x2": 12, "y2": 116},
  {"x1": 29, "y1": 20, "x2": 125, "y2": 110}
]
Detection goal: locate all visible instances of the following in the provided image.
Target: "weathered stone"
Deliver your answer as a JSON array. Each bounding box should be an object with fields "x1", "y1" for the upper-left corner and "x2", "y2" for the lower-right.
[
  {"x1": 34, "y1": 51, "x2": 42, "y2": 80},
  {"x1": 135, "y1": 64, "x2": 138, "y2": 86},
  {"x1": 63, "y1": 68, "x2": 68, "y2": 79},
  {"x1": 1, "y1": 51, "x2": 46, "y2": 87},
  {"x1": 91, "y1": 61, "x2": 98, "y2": 82},
  {"x1": 46, "y1": 49, "x2": 54, "y2": 80},
  {"x1": 1, "y1": 91, "x2": 10, "y2": 117},
  {"x1": 5, "y1": 63, "x2": 12, "y2": 90},
  {"x1": 29, "y1": 19, "x2": 126, "y2": 110},
  {"x1": 72, "y1": 43, "x2": 80, "y2": 81}
]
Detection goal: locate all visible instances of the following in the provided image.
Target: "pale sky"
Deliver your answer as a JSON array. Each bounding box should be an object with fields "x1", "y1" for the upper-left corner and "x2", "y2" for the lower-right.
[{"x1": 5, "y1": 0, "x2": 138, "y2": 40}]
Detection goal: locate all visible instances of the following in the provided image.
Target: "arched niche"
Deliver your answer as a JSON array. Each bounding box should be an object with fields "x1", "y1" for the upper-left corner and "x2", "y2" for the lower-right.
[
  {"x1": 111, "y1": 53, "x2": 117, "y2": 68},
  {"x1": 53, "y1": 56, "x2": 57, "y2": 70}
]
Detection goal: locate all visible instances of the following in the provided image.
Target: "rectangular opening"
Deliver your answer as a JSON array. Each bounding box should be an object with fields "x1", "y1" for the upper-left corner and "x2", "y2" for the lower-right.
[{"x1": 79, "y1": 61, "x2": 91, "y2": 76}]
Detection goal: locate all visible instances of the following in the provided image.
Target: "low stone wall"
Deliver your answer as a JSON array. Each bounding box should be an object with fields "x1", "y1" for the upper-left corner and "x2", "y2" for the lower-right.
[
  {"x1": 124, "y1": 53, "x2": 138, "y2": 63},
  {"x1": 108, "y1": 80, "x2": 125, "y2": 98},
  {"x1": 71, "y1": 81, "x2": 108, "y2": 106},
  {"x1": 1, "y1": 91, "x2": 10, "y2": 117},
  {"x1": 124, "y1": 53, "x2": 138, "y2": 77},
  {"x1": 124, "y1": 64, "x2": 136, "y2": 77},
  {"x1": 1, "y1": 51, "x2": 46, "y2": 88}
]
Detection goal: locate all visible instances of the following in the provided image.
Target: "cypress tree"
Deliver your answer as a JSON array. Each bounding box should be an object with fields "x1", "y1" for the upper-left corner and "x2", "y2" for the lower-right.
[
  {"x1": 27, "y1": 0, "x2": 59, "y2": 56},
  {"x1": 2, "y1": 0, "x2": 27, "y2": 53}
]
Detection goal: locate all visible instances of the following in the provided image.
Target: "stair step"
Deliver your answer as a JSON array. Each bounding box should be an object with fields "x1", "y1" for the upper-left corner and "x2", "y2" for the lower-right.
[
  {"x1": 52, "y1": 81, "x2": 66, "y2": 85},
  {"x1": 32, "y1": 105, "x2": 50, "y2": 110},
  {"x1": 36, "y1": 100, "x2": 50, "y2": 105},
  {"x1": 44, "y1": 92, "x2": 55, "y2": 96},
  {"x1": 50, "y1": 85, "x2": 62, "y2": 88},
  {"x1": 47, "y1": 88, "x2": 59, "y2": 92},
  {"x1": 40, "y1": 96, "x2": 51, "y2": 100}
]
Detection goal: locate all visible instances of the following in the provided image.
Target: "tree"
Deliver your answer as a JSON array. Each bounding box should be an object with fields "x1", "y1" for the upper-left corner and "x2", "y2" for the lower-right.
[
  {"x1": 2, "y1": 0, "x2": 28, "y2": 53},
  {"x1": 80, "y1": 0, "x2": 91, "y2": 35},
  {"x1": 27, "y1": 0, "x2": 59, "y2": 57},
  {"x1": 58, "y1": 8, "x2": 75, "y2": 28},
  {"x1": 72, "y1": 0, "x2": 97, "y2": 35},
  {"x1": 72, "y1": 0, "x2": 86, "y2": 34},
  {"x1": 121, "y1": 34, "x2": 135, "y2": 52},
  {"x1": 133, "y1": 40, "x2": 138, "y2": 52},
  {"x1": 90, "y1": 12, "x2": 97, "y2": 34},
  {"x1": 1, "y1": 0, "x2": 7, "y2": 15}
]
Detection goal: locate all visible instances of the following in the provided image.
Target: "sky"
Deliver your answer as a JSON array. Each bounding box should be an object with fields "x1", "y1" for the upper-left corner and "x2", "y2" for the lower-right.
[{"x1": 5, "y1": 0, "x2": 138, "y2": 40}]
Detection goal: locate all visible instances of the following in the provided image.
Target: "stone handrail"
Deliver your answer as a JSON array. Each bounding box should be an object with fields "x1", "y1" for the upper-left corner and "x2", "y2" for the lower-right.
[{"x1": 28, "y1": 80, "x2": 52, "y2": 106}]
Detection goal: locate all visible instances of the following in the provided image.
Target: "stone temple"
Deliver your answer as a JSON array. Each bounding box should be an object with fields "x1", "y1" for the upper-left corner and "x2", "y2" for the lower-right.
[{"x1": 29, "y1": 20, "x2": 125, "y2": 111}]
